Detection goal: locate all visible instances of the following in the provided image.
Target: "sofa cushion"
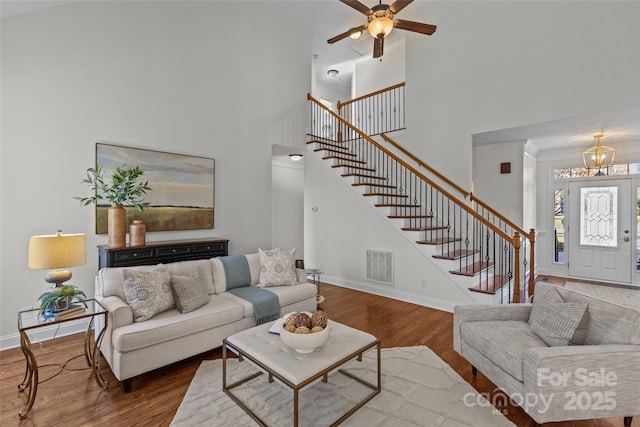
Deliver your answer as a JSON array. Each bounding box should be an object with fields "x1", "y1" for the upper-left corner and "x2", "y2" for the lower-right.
[
  {"x1": 170, "y1": 271, "x2": 209, "y2": 314},
  {"x1": 245, "y1": 253, "x2": 261, "y2": 286},
  {"x1": 162, "y1": 260, "x2": 216, "y2": 295},
  {"x1": 112, "y1": 294, "x2": 244, "y2": 353},
  {"x1": 461, "y1": 320, "x2": 548, "y2": 381},
  {"x1": 258, "y1": 248, "x2": 298, "y2": 287},
  {"x1": 530, "y1": 299, "x2": 588, "y2": 347},
  {"x1": 122, "y1": 268, "x2": 175, "y2": 322},
  {"x1": 98, "y1": 259, "x2": 215, "y2": 300},
  {"x1": 556, "y1": 285, "x2": 640, "y2": 345},
  {"x1": 220, "y1": 282, "x2": 316, "y2": 318}
]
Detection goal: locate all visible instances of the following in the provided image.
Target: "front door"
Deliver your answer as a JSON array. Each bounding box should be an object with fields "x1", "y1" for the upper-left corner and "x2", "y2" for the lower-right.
[{"x1": 568, "y1": 179, "x2": 632, "y2": 283}]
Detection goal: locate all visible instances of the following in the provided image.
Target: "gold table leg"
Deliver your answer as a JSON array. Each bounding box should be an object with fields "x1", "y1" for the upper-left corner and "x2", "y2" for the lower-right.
[{"x1": 18, "y1": 331, "x2": 38, "y2": 419}]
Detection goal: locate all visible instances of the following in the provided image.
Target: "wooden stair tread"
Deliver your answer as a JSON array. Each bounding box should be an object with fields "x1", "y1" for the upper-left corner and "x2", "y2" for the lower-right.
[
  {"x1": 363, "y1": 193, "x2": 408, "y2": 198},
  {"x1": 332, "y1": 164, "x2": 375, "y2": 172},
  {"x1": 306, "y1": 134, "x2": 337, "y2": 142},
  {"x1": 316, "y1": 148, "x2": 356, "y2": 156},
  {"x1": 449, "y1": 261, "x2": 493, "y2": 277},
  {"x1": 353, "y1": 183, "x2": 396, "y2": 189},
  {"x1": 401, "y1": 225, "x2": 448, "y2": 232},
  {"x1": 342, "y1": 173, "x2": 386, "y2": 180},
  {"x1": 468, "y1": 275, "x2": 511, "y2": 294},
  {"x1": 307, "y1": 140, "x2": 350, "y2": 150},
  {"x1": 323, "y1": 156, "x2": 366, "y2": 164},
  {"x1": 432, "y1": 249, "x2": 480, "y2": 260},
  {"x1": 376, "y1": 203, "x2": 420, "y2": 208},
  {"x1": 417, "y1": 237, "x2": 461, "y2": 245}
]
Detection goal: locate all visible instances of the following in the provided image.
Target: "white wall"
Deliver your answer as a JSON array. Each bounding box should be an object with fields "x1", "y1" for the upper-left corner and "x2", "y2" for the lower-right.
[
  {"x1": 304, "y1": 151, "x2": 473, "y2": 311},
  {"x1": 0, "y1": 1, "x2": 310, "y2": 347},
  {"x1": 354, "y1": 37, "x2": 405, "y2": 97},
  {"x1": 472, "y1": 141, "x2": 526, "y2": 225},
  {"x1": 403, "y1": 1, "x2": 640, "y2": 189}
]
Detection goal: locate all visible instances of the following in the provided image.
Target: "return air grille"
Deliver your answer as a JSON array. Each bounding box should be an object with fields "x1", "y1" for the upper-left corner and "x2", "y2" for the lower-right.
[{"x1": 366, "y1": 249, "x2": 394, "y2": 286}]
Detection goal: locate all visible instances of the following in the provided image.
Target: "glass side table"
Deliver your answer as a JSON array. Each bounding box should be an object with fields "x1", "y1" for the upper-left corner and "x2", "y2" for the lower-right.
[
  {"x1": 305, "y1": 269, "x2": 325, "y2": 304},
  {"x1": 17, "y1": 299, "x2": 109, "y2": 419}
]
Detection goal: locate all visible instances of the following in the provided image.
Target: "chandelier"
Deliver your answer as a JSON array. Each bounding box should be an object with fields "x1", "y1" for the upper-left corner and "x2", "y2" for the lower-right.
[{"x1": 582, "y1": 134, "x2": 616, "y2": 169}]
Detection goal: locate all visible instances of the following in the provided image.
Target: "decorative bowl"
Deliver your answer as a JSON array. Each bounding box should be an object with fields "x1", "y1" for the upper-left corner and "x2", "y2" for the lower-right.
[{"x1": 279, "y1": 312, "x2": 330, "y2": 353}]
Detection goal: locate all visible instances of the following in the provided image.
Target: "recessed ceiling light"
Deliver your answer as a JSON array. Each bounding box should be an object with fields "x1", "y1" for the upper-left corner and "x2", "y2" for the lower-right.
[{"x1": 327, "y1": 69, "x2": 339, "y2": 78}]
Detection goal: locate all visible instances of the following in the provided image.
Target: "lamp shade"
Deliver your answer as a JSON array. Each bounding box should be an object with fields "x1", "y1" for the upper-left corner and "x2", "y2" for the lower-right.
[{"x1": 28, "y1": 231, "x2": 86, "y2": 270}]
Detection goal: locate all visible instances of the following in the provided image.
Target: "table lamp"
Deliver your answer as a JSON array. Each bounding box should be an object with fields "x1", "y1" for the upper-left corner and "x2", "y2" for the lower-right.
[{"x1": 28, "y1": 230, "x2": 86, "y2": 288}]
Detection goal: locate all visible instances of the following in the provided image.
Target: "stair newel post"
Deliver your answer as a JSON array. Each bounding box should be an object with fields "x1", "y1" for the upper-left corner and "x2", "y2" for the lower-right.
[
  {"x1": 512, "y1": 232, "x2": 521, "y2": 303},
  {"x1": 528, "y1": 228, "x2": 536, "y2": 299}
]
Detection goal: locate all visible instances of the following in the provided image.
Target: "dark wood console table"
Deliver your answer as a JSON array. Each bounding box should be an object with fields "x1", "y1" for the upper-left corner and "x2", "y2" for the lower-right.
[{"x1": 98, "y1": 238, "x2": 229, "y2": 269}]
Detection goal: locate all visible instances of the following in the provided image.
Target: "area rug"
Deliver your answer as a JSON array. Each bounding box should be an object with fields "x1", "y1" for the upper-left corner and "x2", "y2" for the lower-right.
[
  {"x1": 564, "y1": 281, "x2": 640, "y2": 311},
  {"x1": 171, "y1": 346, "x2": 515, "y2": 427}
]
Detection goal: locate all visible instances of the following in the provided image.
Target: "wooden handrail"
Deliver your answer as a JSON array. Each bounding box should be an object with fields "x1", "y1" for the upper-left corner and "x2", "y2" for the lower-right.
[
  {"x1": 337, "y1": 82, "x2": 406, "y2": 109},
  {"x1": 308, "y1": 93, "x2": 512, "y2": 242},
  {"x1": 380, "y1": 133, "x2": 535, "y2": 249},
  {"x1": 470, "y1": 194, "x2": 530, "y2": 240},
  {"x1": 380, "y1": 133, "x2": 469, "y2": 197}
]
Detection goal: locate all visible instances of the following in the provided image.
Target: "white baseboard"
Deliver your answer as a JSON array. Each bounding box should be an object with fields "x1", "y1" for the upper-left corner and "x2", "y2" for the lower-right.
[
  {"x1": 0, "y1": 319, "x2": 88, "y2": 352},
  {"x1": 321, "y1": 274, "x2": 455, "y2": 313}
]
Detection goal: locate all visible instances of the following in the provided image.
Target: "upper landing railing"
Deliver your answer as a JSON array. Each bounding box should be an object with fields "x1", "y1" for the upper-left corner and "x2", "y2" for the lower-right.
[{"x1": 336, "y1": 82, "x2": 405, "y2": 141}]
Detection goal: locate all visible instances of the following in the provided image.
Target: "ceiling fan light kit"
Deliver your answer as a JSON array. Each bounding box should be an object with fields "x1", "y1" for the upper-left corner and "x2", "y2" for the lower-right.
[{"x1": 328, "y1": 0, "x2": 436, "y2": 59}]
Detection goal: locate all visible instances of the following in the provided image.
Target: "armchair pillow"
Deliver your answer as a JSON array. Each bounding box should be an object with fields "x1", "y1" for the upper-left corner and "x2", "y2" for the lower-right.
[
  {"x1": 170, "y1": 271, "x2": 209, "y2": 314},
  {"x1": 122, "y1": 267, "x2": 174, "y2": 322},
  {"x1": 258, "y1": 248, "x2": 298, "y2": 287}
]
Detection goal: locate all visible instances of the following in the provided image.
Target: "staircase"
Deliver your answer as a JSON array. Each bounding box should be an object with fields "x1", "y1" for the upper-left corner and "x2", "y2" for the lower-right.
[{"x1": 306, "y1": 87, "x2": 535, "y2": 304}]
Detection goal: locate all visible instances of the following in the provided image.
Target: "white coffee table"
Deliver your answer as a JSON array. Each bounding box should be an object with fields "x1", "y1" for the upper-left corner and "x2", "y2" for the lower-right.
[{"x1": 222, "y1": 320, "x2": 381, "y2": 427}]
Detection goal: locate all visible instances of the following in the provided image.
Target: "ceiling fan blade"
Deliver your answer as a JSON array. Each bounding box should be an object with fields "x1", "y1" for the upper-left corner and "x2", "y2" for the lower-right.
[
  {"x1": 394, "y1": 19, "x2": 437, "y2": 36},
  {"x1": 389, "y1": 0, "x2": 413, "y2": 14},
  {"x1": 339, "y1": 0, "x2": 372, "y2": 16},
  {"x1": 327, "y1": 25, "x2": 368, "y2": 44},
  {"x1": 373, "y1": 37, "x2": 384, "y2": 58}
]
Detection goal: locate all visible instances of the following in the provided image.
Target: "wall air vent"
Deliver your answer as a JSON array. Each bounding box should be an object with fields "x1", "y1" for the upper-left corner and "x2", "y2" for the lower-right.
[{"x1": 366, "y1": 249, "x2": 394, "y2": 286}]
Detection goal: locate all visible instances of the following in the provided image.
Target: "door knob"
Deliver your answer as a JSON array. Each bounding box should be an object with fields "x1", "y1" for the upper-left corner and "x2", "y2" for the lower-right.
[{"x1": 623, "y1": 236, "x2": 630, "y2": 242}]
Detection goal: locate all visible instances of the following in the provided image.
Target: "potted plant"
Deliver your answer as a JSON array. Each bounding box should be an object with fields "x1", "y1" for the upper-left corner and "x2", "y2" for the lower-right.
[
  {"x1": 38, "y1": 284, "x2": 87, "y2": 318},
  {"x1": 77, "y1": 165, "x2": 152, "y2": 248}
]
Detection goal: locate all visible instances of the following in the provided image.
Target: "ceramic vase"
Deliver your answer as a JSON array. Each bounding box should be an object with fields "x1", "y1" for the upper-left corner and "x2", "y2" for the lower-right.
[
  {"x1": 129, "y1": 219, "x2": 146, "y2": 247},
  {"x1": 108, "y1": 204, "x2": 126, "y2": 248}
]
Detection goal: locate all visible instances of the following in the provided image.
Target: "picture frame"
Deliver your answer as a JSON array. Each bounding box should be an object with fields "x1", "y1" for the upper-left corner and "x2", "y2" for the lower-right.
[{"x1": 95, "y1": 143, "x2": 215, "y2": 233}]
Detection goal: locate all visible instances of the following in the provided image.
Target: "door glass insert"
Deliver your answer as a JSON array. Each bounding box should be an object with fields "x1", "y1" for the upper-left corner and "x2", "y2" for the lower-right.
[
  {"x1": 553, "y1": 189, "x2": 565, "y2": 263},
  {"x1": 579, "y1": 186, "x2": 618, "y2": 247}
]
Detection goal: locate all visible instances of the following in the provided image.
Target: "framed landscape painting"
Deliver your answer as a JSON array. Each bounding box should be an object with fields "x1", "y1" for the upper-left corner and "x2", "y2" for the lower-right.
[{"x1": 95, "y1": 143, "x2": 215, "y2": 233}]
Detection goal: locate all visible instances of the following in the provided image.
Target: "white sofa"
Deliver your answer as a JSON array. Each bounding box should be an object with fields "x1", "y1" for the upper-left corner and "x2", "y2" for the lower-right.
[{"x1": 94, "y1": 253, "x2": 317, "y2": 391}]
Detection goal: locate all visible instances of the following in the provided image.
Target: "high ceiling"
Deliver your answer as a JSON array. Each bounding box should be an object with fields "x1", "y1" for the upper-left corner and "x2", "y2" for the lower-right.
[{"x1": 3, "y1": 0, "x2": 639, "y2": 155}]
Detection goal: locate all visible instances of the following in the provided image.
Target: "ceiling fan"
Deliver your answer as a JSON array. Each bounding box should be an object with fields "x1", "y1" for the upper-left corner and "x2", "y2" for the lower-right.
[{"x1": 327, "y1": 0, "x2": 437, "y2": 59}]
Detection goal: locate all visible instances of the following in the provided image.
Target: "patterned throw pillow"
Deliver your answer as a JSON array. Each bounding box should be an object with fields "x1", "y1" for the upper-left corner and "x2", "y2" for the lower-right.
[
  {"x1": 123, "y1": 267, "x2": 175, "y2": 322},
  {"x1": 171, "y1": 271, "x2": 209, "y2": 314},
  {"x1": 530, "y1": 299, "x2": 589, "y2": 347},
  {"x1": 257, "y1": 248, "x2": 298, "y2": 287}
]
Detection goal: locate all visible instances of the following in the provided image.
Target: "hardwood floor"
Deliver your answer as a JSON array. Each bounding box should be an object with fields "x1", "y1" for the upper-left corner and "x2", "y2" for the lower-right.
[{"x1": 1, "y1": 281, "x2": 636, "y2": 427}]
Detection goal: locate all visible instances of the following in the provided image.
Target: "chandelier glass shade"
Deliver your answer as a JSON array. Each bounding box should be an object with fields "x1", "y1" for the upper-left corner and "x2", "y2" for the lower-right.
[
  {"x1": 368, "y1": 16, "x2": 394, "y2": 38},
  {"x1": 582, "y1": 134, "x2": 616, "y2": 169}
]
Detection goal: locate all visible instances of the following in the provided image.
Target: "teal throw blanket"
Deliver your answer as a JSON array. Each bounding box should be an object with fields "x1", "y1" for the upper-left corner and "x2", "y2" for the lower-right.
[
  {"x1": 219, "y1": 255, "x2": 251, "y2": 290},
  {"x1": 227, "y1": 286, "x2": 280, "y2": 325}
]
